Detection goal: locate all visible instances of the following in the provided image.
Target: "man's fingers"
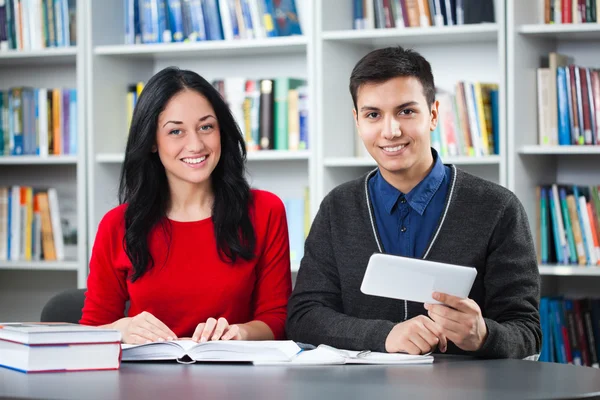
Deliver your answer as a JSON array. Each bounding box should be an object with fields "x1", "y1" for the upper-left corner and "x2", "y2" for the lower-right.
[
  {"x1": 400, "y1": 340, "x2": 422, "y2": 355},
  {"x1": 422, "y1": 317, "x2": 448, "y2": 352},
  {"x1": 428, "y1": 310, "x2": 464, "y2": 334},
  {"x1": 432, "y1": 292, "x2": 472, "y2": 313}
]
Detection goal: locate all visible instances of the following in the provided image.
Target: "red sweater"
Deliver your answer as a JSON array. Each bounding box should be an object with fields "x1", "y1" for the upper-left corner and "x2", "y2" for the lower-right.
[{"x1": 80, "y1": 190, "x2": 292, "y2": 340}]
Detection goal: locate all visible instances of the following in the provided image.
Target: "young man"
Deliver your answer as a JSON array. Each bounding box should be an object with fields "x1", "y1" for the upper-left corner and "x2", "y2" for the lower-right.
[{"x1": 286, "y1": 46, "x2": 541, "y2": 359}]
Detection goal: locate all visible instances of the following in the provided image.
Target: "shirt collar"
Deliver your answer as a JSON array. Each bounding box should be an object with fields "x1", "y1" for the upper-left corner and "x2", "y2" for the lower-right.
[{"x1": 374, "y1": 148, "x2": 446, "y2": 216}]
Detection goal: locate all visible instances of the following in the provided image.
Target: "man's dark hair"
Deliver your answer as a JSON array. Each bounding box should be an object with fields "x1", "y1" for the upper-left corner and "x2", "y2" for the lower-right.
[{"x1": 349, "y1": 46, "x2": 435, "y2": 111}]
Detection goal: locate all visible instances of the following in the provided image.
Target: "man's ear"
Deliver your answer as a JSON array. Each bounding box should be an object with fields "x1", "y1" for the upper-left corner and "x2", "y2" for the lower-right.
[
  {"x1": 429, "y1": 100, "x2": 440, "y2": 131},
  {"x1": 352, "y1": 108, "x2": 359, "y2": 127}
]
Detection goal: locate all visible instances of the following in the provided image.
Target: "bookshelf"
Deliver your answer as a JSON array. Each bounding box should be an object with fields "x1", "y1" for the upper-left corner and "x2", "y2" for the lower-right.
[
  {"x1": 0, "y1": 0, "x2": 87, "y2": 321},
  {"x1": 85, "y1": 0, "x2": 318, "y2": 268},
  {"x1": 507, "y1": 0, "x2": 600, "y2": 286},
  {"x1": 315, "y1": 0, "x2": 507, "y2": 202}
]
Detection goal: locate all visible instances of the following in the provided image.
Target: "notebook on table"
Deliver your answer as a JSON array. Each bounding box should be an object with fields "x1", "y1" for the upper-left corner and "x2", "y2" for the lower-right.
[
  {"x1": 121, "y1": 340, "x2": 302, "y2": 364},
  {"x1": 0, "y1": 322, "x2": 122, "y2": 373}
]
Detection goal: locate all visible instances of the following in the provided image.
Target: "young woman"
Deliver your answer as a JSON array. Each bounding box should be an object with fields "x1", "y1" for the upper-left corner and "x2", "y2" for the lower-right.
[{"x1": 80, "y1": 67, "x2": 292, "y2": 344}]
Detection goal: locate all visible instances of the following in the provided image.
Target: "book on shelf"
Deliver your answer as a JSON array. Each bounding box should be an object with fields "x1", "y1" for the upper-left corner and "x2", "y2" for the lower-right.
[
  {"x1": 542, "y1": 0, "x2": 599, "y2": 24},
  {"x1": 537, "y1": 184, "x2": 600, "y2": 266},
  {"x1": 0, "y1": 0, "x2": 77, "y2": 51},
  {"x1": 537, "y1": 52, "x2": 600, "y2": 146},
  {"x1": 432, "y1": 83, "x2": 499, "y2": 157},
  {"x1": 352, "y1": 0, "x2": 495, "y2": 30},
  {"x1": 0, "y1": 88, "x2": 78, "y2": 157},
  {"x1": 0, "y1": 322, "x2": 121, "y2": 373},
  {"x1": 0, "y1": 186, "x2": 66, "y2": 262},
  {"x1": 124, "y1": 0, "x2": 305, "y2": 45},
  {"x1": 126, "y1": 77, "x2": 308, "y2": 152},
  {"x1": 283, "y1": 189, "x2": 309, "y2": 265},
  {"x1": 121, "y1": 339, "x2": 301, "y2": 363},
  {"x1": 539, "y1": 297, "x2": 600, "y2": 368}
]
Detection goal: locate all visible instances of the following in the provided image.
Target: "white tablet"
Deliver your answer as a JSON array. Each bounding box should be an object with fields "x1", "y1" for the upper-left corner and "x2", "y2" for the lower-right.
[{"x1": 360, "y1": 253, "x2": 478, "y2": 304}]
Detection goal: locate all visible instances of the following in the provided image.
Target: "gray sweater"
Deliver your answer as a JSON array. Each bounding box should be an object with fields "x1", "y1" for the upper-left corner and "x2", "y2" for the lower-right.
[{"x1": 286, "y1": 166, "x2": 541, "y2": 359}]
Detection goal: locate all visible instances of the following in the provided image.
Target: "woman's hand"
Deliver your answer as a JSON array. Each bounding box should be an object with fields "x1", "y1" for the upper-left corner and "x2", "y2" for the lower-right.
[
  {"x1": 113, "y1": 311, "x2": 178, "y2": 344},
  {"x1": 191, "y1": 317, "x2": 245, "y2": 342}
]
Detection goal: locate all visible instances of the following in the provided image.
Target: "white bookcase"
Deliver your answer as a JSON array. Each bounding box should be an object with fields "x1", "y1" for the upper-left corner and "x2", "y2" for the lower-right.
[
  {"x1": 507, "y1": 0, "x2": 600, "y2": 293},
  {"x1": 85, "y1": 0, "x2": 318, "y2": 275},
  {"x1": 0, "y1": 0, "x2": 87, "y2": 321},
  {"x1": 6, "y1": 0, "x2": 600, "y2": 321},
  {"x1": 314, "y1": 0, "x2": 507, "y2": 201}
]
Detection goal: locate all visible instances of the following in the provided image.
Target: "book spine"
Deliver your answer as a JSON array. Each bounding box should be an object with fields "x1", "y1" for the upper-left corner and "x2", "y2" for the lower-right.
[{"x1": 259, "y1": 79, "x2": 274, "y2": 150}]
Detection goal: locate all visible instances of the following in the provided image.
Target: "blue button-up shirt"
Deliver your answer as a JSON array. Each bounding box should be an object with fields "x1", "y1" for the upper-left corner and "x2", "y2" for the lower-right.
[{"x1": 368, "y1": 149, "x2": 451, "y2": 258}]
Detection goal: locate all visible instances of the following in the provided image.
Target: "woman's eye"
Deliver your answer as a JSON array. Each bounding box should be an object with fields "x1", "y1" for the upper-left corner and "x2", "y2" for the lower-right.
[
  {"x1": 169, "y1": 129, "x2": 182, "y2": 135},
  {"x1": 199, "y1": 124, "x2": 214, "y2": 132}
]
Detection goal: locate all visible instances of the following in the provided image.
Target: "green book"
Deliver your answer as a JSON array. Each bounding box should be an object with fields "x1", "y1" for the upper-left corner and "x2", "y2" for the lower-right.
[{"x1": 274, "y1": 78, "x2": 305, "y2": 151}]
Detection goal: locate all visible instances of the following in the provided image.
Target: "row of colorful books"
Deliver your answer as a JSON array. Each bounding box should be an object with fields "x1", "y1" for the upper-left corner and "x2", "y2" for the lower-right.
[
  {"x1": 542, "y1": 0, "x2": 599, "y2": 24},
  {"x1": 0, "y1": 0, "x2": 76, "y2": 51},
  {"x1": 0, "y1": 88, "x2": 77, "y2": 156},
  {"x1": 430, "y1": 83, "x2": 499, "y2": 158},
  {"x1": 127, "y1": 78, "x2": 309, "y2": 151},
  {"x1": 538, "y1": 184, "x2": 600, "y2": 266},
  {"x1": 540, "y1": 297, "x2": 600, "y2": 367},
  {"x1": 352, "y1": 0, "x2": 495, "y2": 30},
  {"x1": 537, "y1": 53, "x2": 600, "y2": 146},
  {"x1": 125, "y1": 0, "x2": 305, "y2": 45},
  {"x1": 0, "y1": 186, "x2": 65, "y2": 262}
]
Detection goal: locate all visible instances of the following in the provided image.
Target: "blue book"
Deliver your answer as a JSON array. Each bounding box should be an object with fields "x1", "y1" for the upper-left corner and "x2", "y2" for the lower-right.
[
  {"x1": 556, "y1": 67, "x2": 572, "y2": 146},
  {"x1": 272, "y1": 0, "x2": 302, "y2": 36},
  {"x1": 548, "y1": 189, "x2": 563, "y2": 263},
  {"x1": 551, "y1": 299, "x2": 567, "y2": 364},
  {"x1": 125, "y1": 0, "x2": 136, "y2": 44},
  {"x1": 261, "y1": 0, "x2": 278, "y2": 36},
  {"x1": 559, "y1": 187, "x2": 577, "y2": 264},
  {"x1": 298, "y1": 86, "x2": 308, "y2": 150},
  {"x1": 202, "y1": 0, "x2": 224, "y2": 40},
  {"x1": 353, "y1": 0, "x2": 363, "y2": 29},
  {"x1": 157, "y1": 0, "x2": 169, "y2": 42},
  {"x1": 240, "y1": 0, "x2": 254, "y2": 38},
  {"x1": 166, "y1": 0, "x2": 184, "y2": 42},
  {"x1": 490, "y1": 89, "x2": 499, "y2": 155},
  {"x1": 541, "y1": 187, "x2": 549, "y2": 264},
  {"x1": 188, "y1": 0, "x2": 207, "y2": 41},
  {"x1": 6, "y1": 187, "x2": 11, "y2": 260},
  {"x1": 69, "y1": 89, "x2": 77, "y2": 155},
  {"x1": 284, "y1": 197, "x2": 305, "y2": 264},
  {"x1": 539, "y1": 297, "x2": 550, "y2": 362}
]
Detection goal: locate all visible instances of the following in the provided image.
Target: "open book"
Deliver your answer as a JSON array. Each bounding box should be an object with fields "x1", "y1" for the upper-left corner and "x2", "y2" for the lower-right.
[
  {"x1": 121, "y1": 340, "x2": 301, "y2": 364},
  {"x1": 255, "y1": 344, "x2": 434, "y2": 365}
]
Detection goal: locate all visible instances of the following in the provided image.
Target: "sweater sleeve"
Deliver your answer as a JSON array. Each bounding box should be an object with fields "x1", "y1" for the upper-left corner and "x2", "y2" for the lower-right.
[
  {"x1": 79, "y1": 209, "x2": 130, "y2": 326},
  {"x1": 286, "y1": 195, "x2": 395, "y2": 352},
  {"x1": 473, "y1": 195, "x2": 542, "y2": 359},
  {"x1": 251, "y1": 196, "x2": 292, "y2": 340}
]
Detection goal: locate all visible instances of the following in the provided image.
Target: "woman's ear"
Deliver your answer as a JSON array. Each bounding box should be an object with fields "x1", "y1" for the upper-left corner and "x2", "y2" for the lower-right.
[{"x1": 151, "y1": 145, "x2": 157, "y2": 153}]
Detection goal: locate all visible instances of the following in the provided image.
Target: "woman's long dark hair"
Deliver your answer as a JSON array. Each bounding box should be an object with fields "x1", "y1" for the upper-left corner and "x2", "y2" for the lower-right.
[{"x1": 119, "y1": 67, "x2": 255, "y2": 282}]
